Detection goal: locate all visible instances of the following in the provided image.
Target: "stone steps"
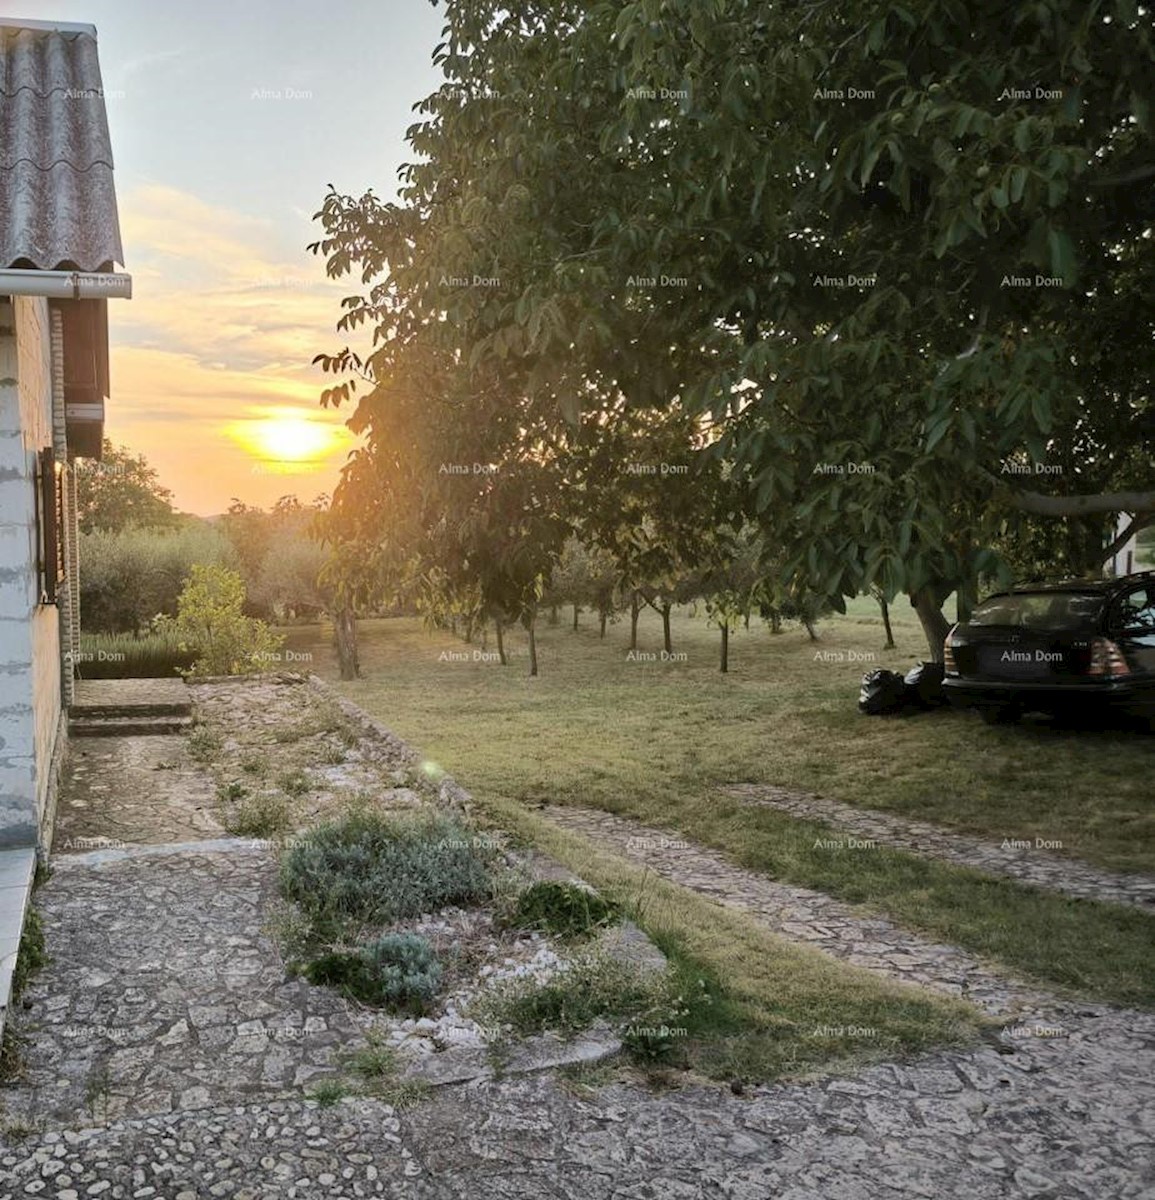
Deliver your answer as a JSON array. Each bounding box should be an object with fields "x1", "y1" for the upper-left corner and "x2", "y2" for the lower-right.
[
  {"x1": 69, "y1": 714, "x2": 194, "y2": 738},
  {"x1": 69, "y1": 678, "x2": 193, "y2": 738},
  {"x1": 69, "y1": 701, "x2": 191, "y2": 719}
]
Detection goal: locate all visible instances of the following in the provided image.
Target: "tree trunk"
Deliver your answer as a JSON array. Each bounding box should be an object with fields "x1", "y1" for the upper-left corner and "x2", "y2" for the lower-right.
[
  {"x1": 768, "y1": 608, "x2": 782, "y2": 634},
  {"x1": 911, "y1": 588, "x2": 951, "y2": 662},
  {"x1": 572, "y1": 603, "x2": 580, "y2": 631},
  {"x1": 599, "y1": 609, "x2": 607, "y2": 638},
  {"x1": 802, "y1": 618, "x2": 818, "y2": 642},
  {"x1": 720, "y1": 621, "x2": 730, "y2": 673},
  {"x1": 630, "y1": 590, "x2": 640, "y2": 650},
  {"x1": 743, "y1": 611, "x2": 750, "y2": 631},
  {"x1": 879, "y1": 597, "x2": 896, "y2": 649},
  {"x1": 334, "y1": 604, "x2": 360, "y2": 680},
  {"x1": 549, "y1": 604, "x2": 559, "y2": 626},
  {"x1": 495, "y1": 617, "x2": 507, "y2": 666},
  {"x1": 662, "y1": 604, "x2": 672, "y2": 655},
  {"x1": 527, "y1": 609, "x2": 539, "y2": 677}
]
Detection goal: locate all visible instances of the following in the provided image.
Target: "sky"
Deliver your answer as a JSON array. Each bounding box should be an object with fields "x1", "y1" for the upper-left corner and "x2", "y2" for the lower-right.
[{"x1": 4, "y1": 0, "x2": 446, "y2": 514}]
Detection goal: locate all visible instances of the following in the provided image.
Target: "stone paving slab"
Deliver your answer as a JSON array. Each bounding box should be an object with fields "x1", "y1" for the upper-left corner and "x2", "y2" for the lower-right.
[
  {"x1": 54, "y1": 736, "x2": 223, "y2": 850},
  {"x1": 542, "y1": 805, "x2": 1055, "y2": 1018},
  {"x1": 1, "y1": 848, "x2": 366, "y2": 1128},
  {"x1": 4, "y1": 1019, "x2": 1154, "y2": 1200},
  {"x1": 726, "y1": 782, "x2": 1155, "y2": 911}
]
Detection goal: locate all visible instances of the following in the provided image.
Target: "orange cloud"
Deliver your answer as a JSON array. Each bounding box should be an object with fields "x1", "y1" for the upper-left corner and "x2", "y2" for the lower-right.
[{"x1": 107, "y1": 184, "x2": 365, "y2": 514}]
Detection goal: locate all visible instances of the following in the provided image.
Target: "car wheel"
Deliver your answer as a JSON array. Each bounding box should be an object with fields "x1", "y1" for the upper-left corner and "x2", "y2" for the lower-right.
[{"x1": 980, "y1": 705, "x2": 1020, "y2": 726}]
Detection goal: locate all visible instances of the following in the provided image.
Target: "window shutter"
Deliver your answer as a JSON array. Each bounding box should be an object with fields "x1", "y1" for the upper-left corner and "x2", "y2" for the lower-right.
[{"x1": 37, "y1": 446, "x2": 62, "y2": 604}]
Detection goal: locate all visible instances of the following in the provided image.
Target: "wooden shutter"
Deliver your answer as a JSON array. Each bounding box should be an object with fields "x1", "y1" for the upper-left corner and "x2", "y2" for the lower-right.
[{"x1": 37, "y1": 446, "x2": 63, "y2": 604}]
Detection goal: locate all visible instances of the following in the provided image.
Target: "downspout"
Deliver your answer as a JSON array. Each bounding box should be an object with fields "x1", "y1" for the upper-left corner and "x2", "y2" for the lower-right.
[{"x1": 49, "y1": 307, "x2": 76, "y2": 707}]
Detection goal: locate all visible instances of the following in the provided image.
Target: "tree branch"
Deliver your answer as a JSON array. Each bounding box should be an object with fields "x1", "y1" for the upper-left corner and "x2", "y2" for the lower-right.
[
  {"x1": 977, "y1": 465, "x2": 1155, "y2": 519},
  {"x1": 1102, "y1": 513, "x2": 1155, "y2": 566},
  {"x1": 1008, "y1": 488, "x2": 1155, "y2": 518}
]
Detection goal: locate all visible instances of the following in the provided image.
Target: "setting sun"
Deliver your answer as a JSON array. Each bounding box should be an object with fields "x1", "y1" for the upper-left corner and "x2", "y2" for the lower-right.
[{"x1": 225, "y1": 407, "x2": 350, "y2": 471}]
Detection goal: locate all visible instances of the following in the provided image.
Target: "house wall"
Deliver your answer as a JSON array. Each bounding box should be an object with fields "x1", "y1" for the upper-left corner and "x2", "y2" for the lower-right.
[{"x1": 0, "y1": 295, "x2": 62, "y2": 847}]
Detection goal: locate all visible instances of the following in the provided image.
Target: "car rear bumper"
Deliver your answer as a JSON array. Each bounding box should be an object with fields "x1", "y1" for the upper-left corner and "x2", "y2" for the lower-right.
[{"x1": 943, "y1": 677, "x2": 1155, "y2": 717}]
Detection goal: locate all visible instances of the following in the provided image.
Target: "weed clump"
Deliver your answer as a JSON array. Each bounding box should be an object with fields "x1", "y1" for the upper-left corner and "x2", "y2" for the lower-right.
[
  {"x1": 222, "y1": 790, "x2": 292, "y2": 838},
  {"x1": 506, "y1": 881, "x2": 622, "y2": 939},
  {"x1": 472, "y1": 953, "x2": 665, "y2": 1039},
  {"x1": 305, "y1": 933, "x2": 443, "y2": 1010},
  {"x1": 11, "y1": 907, "x2": 46, "y2": 1002}
]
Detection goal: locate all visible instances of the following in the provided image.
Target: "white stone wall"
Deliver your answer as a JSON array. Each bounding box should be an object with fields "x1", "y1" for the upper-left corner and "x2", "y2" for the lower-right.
[{"x1": 0, "y1": 296, "x2": 62, "y2": 847}]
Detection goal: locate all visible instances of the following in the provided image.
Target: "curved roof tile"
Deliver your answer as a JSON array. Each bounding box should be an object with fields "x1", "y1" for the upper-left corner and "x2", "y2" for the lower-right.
[{"x1": 0, "y1": 22, "x2": 124, "y2": 272}]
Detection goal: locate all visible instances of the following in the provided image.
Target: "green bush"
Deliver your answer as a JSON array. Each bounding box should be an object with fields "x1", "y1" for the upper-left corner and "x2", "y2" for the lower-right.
[
  {"x1": 156, "y1": 564, "x2": 284, "y2": 677},
  {"x1": 279, "y1": 810, "x2": 493, "y2": 936},
  {"x1": 304, "y1": 933, "x2": 443, "y2": 1009},
  {"x1": 506, "y1": 881, "x2": 622, "y2": 938},
  {"x1": 72, "y1": 630, "x2": 195, "y2": 679}
]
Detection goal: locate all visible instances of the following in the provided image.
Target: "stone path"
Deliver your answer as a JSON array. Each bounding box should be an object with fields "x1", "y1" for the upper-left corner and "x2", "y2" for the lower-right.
[
  {"x1": 1, "y1": 844, "x2": 365, "y2": 1128},
  {"x1": 55, "y1": 736, "x2": 223, "y2": 850},
  {"x1": 71, "y1": 679, "x2": 192, "y2": 712},
  {"x1": 2, "y1": 1020, "x2": 1154, "y2": 1197},
  {"x1": 542, "y1": 805, "x2": 1054, "y2": 1019},
  {"x1": 726, "y1": 782, "x2": 1155, "y2": 911}
]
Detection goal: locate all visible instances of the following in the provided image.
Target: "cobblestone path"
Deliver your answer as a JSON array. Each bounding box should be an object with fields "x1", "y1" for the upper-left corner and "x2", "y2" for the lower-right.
[
  {"x1": 1, "y1": 844, "x2": 367, "y2": 1129},
  {"x1": 543, "y1": 805, "x2": 1053, "y2": 1018},
  {"x1": 56, "y1": 736, "x2": 223, "y2": 850},
  {"x1": 726, "y1": 782, "x2": 1155, "y2": 910},
  {"x1": 2, "y1": 1026, "x2": 1153, "y2": 1198}
]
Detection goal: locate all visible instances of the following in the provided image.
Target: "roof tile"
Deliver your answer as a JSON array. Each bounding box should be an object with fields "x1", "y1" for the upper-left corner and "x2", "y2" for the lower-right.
[{"x1": 0, "y1": 23, "x2": 124, "y2": 271}]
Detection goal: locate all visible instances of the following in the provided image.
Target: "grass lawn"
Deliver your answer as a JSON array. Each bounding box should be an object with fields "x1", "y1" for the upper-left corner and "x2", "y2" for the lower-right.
[
  {"x1": 284, "y1": 607, "x2": 1155, "y2": 1009},
  {"x1": 474, "y1": 796, "x2": 983, "y2": 1084}
]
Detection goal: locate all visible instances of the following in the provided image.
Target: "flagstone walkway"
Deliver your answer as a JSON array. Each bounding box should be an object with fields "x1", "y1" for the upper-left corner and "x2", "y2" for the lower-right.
[
  {"x1": 725, "y1": 782, "x2": 1155, "y2": 910},
  {"x1": 543, "y1": 805, "x2": 1053, "y2": 1018}
]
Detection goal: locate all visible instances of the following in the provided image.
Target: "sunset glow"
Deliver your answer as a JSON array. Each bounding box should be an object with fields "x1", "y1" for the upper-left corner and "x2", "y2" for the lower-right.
[{"x1": 226, "y1": 408, "x2": 351, "y2": 471}]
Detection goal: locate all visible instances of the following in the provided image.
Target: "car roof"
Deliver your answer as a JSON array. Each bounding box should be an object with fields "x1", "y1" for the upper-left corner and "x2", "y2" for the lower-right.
[{"x1": 995, "y1": 571, "x2": 1155, "y2": 597}]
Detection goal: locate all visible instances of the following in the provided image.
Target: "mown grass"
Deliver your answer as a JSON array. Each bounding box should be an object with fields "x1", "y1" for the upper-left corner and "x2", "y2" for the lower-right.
[
  {"x1": 283, "y1": 610, "x2": 1155, "y2": 1009},
  {"x1": 282, "y1": 609, "x2": 1154, "y2": 873},
  {"x1": 466, "y1": 797, "x2": 983, "y2": 1083}
]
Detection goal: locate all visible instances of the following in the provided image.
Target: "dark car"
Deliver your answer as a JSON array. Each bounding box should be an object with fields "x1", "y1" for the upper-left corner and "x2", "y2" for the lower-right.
[{"x1": 943, "y1": 572, "x2": 1155, "y2": 726}]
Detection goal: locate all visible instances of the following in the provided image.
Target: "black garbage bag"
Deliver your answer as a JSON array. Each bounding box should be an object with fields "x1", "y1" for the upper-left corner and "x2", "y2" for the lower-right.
[
  {"x1": 904, "y1": 661, "x2": 948, "y2": 708},
  {"x1": 858, "y1": 668, "x2": 909, "y2": 715}
]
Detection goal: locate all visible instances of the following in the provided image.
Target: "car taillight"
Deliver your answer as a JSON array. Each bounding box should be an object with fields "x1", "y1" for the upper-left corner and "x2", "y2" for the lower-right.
[
  {"x1": 1087, "y1": 637, "x2": 1131, "y2": 677},
  {"x1": 943, "y1": 631, "x2": 958, "y2": 675}
]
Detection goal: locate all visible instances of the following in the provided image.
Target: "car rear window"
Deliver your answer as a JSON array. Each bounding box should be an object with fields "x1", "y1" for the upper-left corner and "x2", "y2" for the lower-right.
[{"x1": 968, "y1": 591, "x2": 1104, "y2": 631}]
